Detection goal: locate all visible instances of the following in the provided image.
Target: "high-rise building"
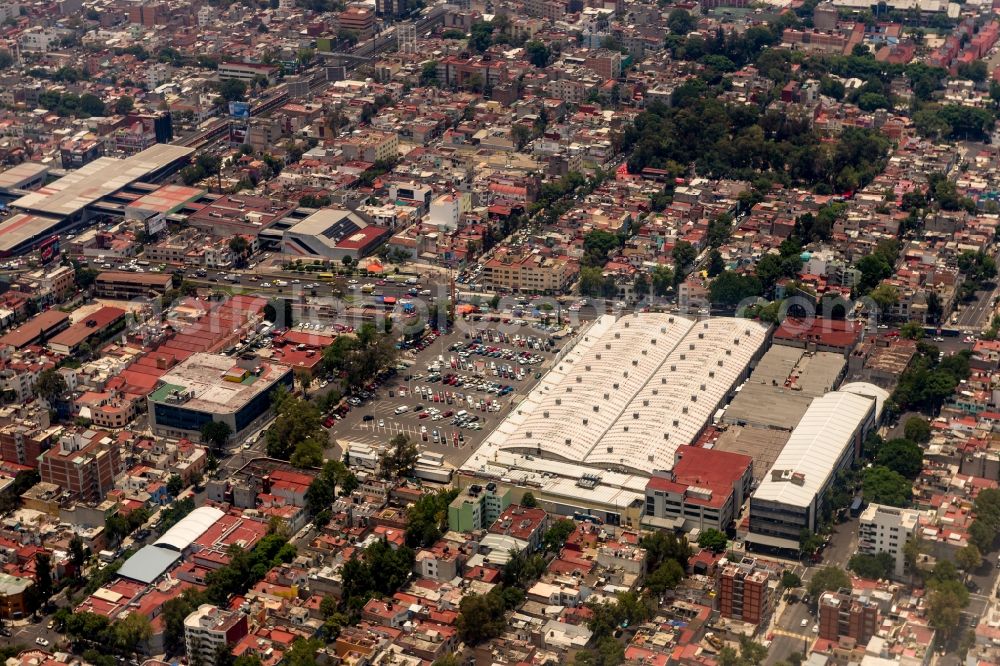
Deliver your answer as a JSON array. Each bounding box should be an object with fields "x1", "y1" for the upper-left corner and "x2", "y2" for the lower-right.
[
  {"x1": 818, "y1": 591, "x2": 879, "y2": 643},
  {"x1": 717, "y1": 558, "x2": 774, "y2": 627},
  {"x1": 858, "y1": 503, "x2": 921, "y2": 580}
]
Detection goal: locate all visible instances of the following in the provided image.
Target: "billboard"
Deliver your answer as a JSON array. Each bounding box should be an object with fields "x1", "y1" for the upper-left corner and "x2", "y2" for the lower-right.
[
  {"x1": 38, "y1": 236, "x2": 60, "y2": 264},
  {"x1": 229, "y1": 101, "x2": 251, "y2": 119},
  {"x1": 147, "y1": 212, "x2": 167, "y2": 236}
]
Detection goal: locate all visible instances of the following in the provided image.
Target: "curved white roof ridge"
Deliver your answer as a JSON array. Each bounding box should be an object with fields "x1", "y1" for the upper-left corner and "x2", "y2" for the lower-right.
[{"x1": 154, "y1": 505, "x2": 225, "y2": 551}]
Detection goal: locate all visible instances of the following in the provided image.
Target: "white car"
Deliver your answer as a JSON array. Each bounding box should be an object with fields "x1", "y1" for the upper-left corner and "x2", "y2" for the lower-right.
[
  {"x1": 378, "y1": 419, "x2": 384, "y2": 427},
  {"x1": 348, "y1": 279, "x2": 358, "y2": 285},
  {"x1": 801, "y1": 619, "x2": 809, "y2": 628},
  {"x1": 35, "y1": 638, "x2": 49, "y2": 647}
]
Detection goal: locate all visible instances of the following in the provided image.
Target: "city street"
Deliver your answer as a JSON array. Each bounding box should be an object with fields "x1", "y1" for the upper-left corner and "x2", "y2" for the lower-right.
[{"x1": 952, "y1": 282, "x2": 999, "y2": 331}]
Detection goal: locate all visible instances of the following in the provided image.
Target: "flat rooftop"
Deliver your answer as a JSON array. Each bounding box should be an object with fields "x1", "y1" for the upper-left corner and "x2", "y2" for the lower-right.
[
  {"x1": 724, "y1": 347, "x2": 846, "y2": 430},
  {"x1": 151, "y1": 352, "x2": 288, "y2": 413},
  {"x1": 10, "y1": 144, "x2": 194, "y2": 217},
  {"x1": 711, "y1": 426, "x2": 791, "y2": 484},
  {"x1": 0, "y1": 162, "x2": 48, "y2": 190}
]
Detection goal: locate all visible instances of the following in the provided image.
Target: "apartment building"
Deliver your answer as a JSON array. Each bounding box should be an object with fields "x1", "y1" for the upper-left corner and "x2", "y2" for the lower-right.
[
  {"x1": 448, "y1": 482, "x2": 511, "y2": 533},
  {"x1": 481, "y1": 249, "x2": 577, "y2": 294},
  {"x1": 716, "y1": 558, "x2": 774, "y2": 627},
  {"x1": 818, "y1": 591, "x2": 879, "y2": 643},
  {"x1": 95, "y1": 271, "x2": 172, "y2": 300},
  {"x1": 184, "y1": 604, "x2": 249, "y2": 664},
  {"x1": 338, "y1": 6, "x2": 375, "y2": 39},
  {"x1": 858, "y1": 503, "x2": 920, "y2": 580},
  {"x1": 341, "y1": 131, "x2": 398, "y2": 163},
  {"x1": 38, "y1": 430, "x2": 122, "y2": 503}
]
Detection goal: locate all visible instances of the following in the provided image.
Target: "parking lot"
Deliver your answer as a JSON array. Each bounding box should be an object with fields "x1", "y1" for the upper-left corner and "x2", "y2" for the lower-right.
[{"x1": 330, "y1": 321, "x2": 571, "y2": 467}]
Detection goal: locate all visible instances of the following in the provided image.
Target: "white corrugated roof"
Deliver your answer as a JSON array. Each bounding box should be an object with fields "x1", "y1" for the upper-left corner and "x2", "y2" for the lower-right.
[
  {"x1": 752, "y1": 391, "x2": 875, "y2": 508},
  {"x1": 839, "y1": 382, "x2": 889, "y2": 421},
  {"x1": 467, "y1": 313, "x2": 768, "y2": 476},
  {"x1": 154, "y1": 505, "x2": 224, "y2": 551}
]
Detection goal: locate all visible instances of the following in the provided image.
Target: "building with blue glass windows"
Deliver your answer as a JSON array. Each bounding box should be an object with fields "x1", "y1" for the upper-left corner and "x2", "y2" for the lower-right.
[{"x1": 148, "y1": 353, "x2": 292, "y2": 446}]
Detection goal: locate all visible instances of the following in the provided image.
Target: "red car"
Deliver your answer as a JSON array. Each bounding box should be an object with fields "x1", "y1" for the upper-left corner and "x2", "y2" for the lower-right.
[
  {"x1": 418, "y1": 412, "x2": 430, "y2": 419},
  {"x1": 323, "y1": 417, "x2": 335, "y2": 428}
]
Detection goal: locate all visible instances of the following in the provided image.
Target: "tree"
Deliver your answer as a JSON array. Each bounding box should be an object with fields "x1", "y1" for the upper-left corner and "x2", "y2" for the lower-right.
[
  {"x1": 697, "y1": 528, "x2": 728, "y2": 553},
  {"x1": 641, "y1": 531, "x2": 691, "y2": 571},
  {"x1": 863, "y1": 466, "x2": 912, "y2": 507},
  {"x1": 634, "y1": 273, "x2": 650, "y2": 299},
  {"x1": 295, "y1": 369, "x2": 312, "y2": 397},
  {"x1": 808, "y1": 566, "x2": 850, "y2": 597},
  {"x1": 668, "y1": 8, "x2": 696, "y2": 34},
  {"x1": 848, "y1": 552, "x2": 894, "y2": 580},
  {"x1": 510, "y1": 123, "x2": 531, "y2": 150},
  {"x1": 869, "y1": 283, "x2": 900, "y2": 311},
  {"x1": 290, "y1": 438, "x2": 324, "y2": 469},
  {"x1": 217, "y1": 78, "x2": 247, "y2": 103},
  {"x1": 405, "y1": 488, "x2": 459, "y2": 548},
  {"x1": 955, "y1": 544, "x2": 982, "y2": 574},
  {"x1": 228, "y1": 235, "x2": 249, "y2": 263},
  {"x1": 525, "y1": 40, "x2": 550, "y2": 68},
  {"x1": 651, "y1": 265, "x2": 674, "y2": 297},
  {"x1": 710, "y1": 271, "x2": 762, "y2": 306},
  {"x1": 34, "y1": 369, "x2": 67, "y2": 404},
  {"x1": 671, "y1": 241, "x2": 697, "y2": 273},
  {"x1": 35, "y1": 552, "x2": 52, "y2": 603},
  {"x1": 166, "y1": 474, "x2": 184, "y2": 497},
  {"x1": 200, "y1": 421, "x2": 233, "y2": 452},
  {"x1": 457, "y1": 591, "x2": 507, "y2": 644},
  {"x1": 380, "y1": 434, "x2": 419, "y2": 479},
  {"x1": 781, "y1": 571, "x2": 802, "y2": 588},
  {"x1": 874, "y1": 438, "x2": 923, "y2": 480},
  {"x1": 520, "y1": 492, "x2": 538, "y2": 508},
  {"x1": 926, "y1": 585, "x2": 967, "y2": 639},
  {"x1": 645, "y1": 559, "x2": 684, "y2": 597},
  {"x1": 69, "y1": 534, "x2": 87, "y2": 571},
  {"x1": 266, "y1": 396, "x2": 323, "y2": 460},
  {"x1": 543, "y1": 519, "x2": 577, "y2": 552},
  {"x1": 900, "y1": 321, "x2": 924, "y2": 340},
  {"x1": 706, "y1": 249, "x2": 725, "y2": 277},
  {"x1": 114, "y1": 96, "x2": 134, "y2": 115}
]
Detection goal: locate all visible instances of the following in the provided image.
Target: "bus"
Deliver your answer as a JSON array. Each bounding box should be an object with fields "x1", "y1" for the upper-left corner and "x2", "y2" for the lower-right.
[{"x1": 317, "y1": 273, "x2": 335, "y2": 280}]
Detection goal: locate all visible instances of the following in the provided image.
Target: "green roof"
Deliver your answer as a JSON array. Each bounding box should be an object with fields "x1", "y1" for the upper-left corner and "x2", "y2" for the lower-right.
[{"x1": 149, "y1": 382, "x2": 187, "y2": 402}]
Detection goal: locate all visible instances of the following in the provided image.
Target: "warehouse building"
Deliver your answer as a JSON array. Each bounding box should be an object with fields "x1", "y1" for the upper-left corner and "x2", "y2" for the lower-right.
[
  {"x1": 281, "y1": 208, "x2": 390, "y2": 261},
  {"x1": 148, "y1": 353, "x2": 292, "y2": 445},
  {"x1": 723, "y1": 346, "x2": 846, "y2": 431},
  {"x1": 746, "y1": 387, "x2": 883, "y2": 552},
  {"x1": 0, "y1": 144, "x2": 194, "y2": 256},
  {"x1": 459, "y1": 313, "x2": 770, "y2": 526}
]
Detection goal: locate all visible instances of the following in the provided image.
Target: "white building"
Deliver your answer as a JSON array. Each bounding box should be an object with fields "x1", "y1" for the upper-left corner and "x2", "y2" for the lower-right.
[
  {"x1": 18, "y1": 27, "x2": 63, "y2": 52},
  {"x1": 858, "y1": 503, "x2": 921, "y2": 580},
  {"x1": 183, "y1": 604, "x2": 248, "y2": 664},
  {"x1": 747, "y1": 388, "x2": 881, "y2": 551},
  {"x1": 467, "y1": 313, "x2": 769, "y2": 477},
  {"x1": 428, "y1": 193, "x2": 468, "y2": 231}
]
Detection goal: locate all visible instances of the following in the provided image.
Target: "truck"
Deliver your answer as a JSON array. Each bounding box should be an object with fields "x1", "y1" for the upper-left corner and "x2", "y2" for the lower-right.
[{"x1": 413, "y1": 465, "x2": 453, "y2": 483}]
